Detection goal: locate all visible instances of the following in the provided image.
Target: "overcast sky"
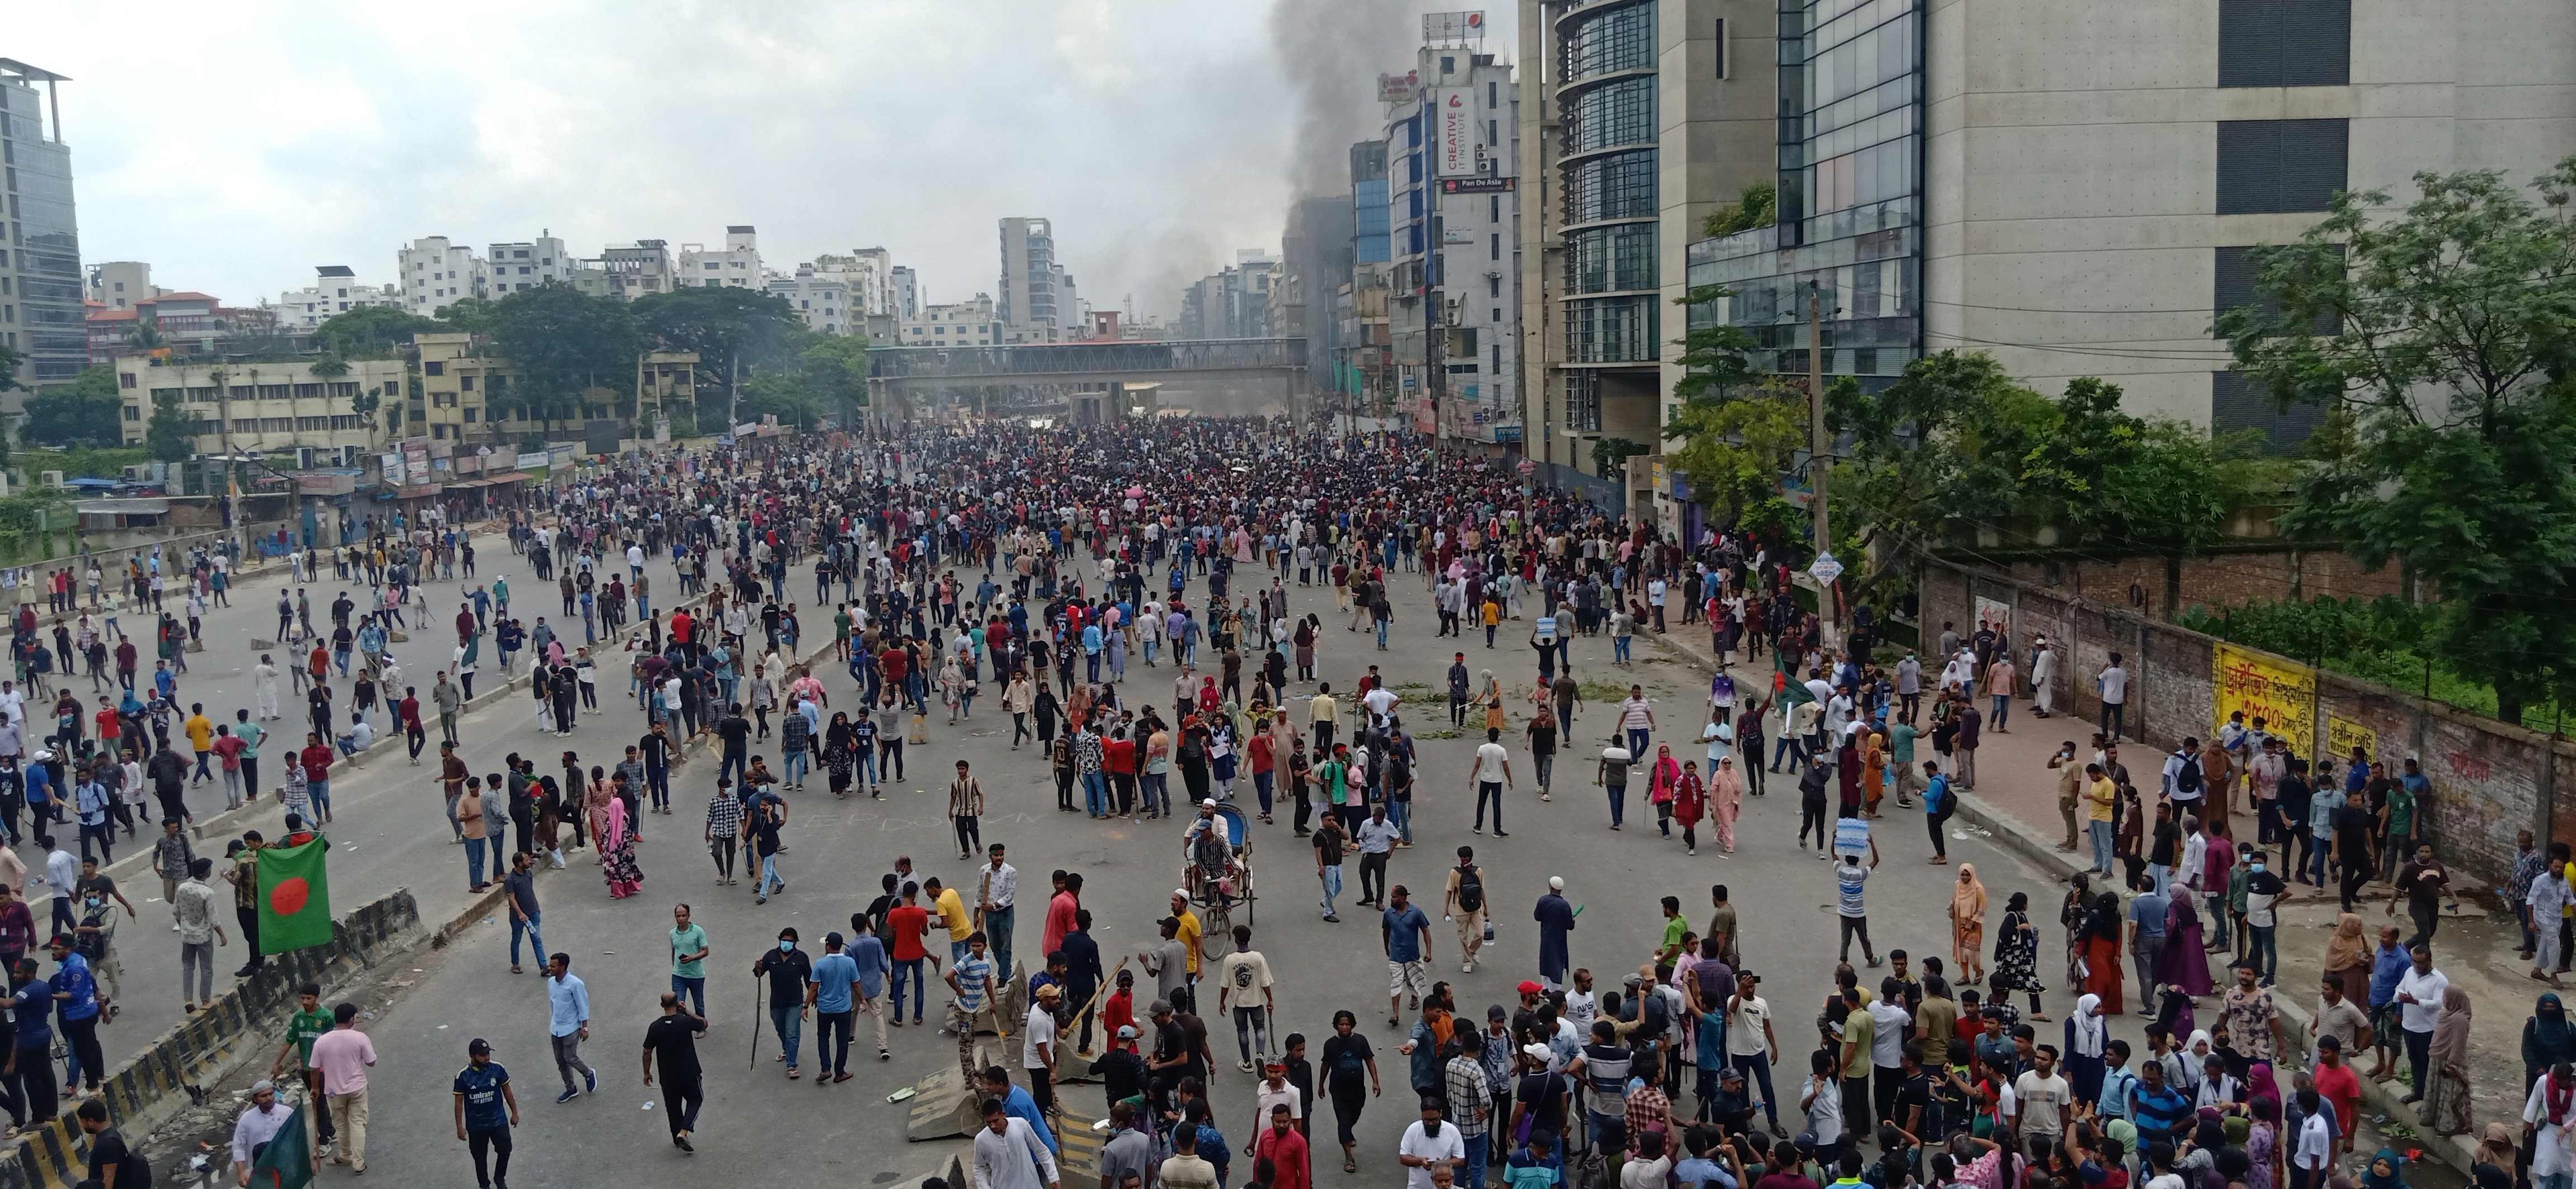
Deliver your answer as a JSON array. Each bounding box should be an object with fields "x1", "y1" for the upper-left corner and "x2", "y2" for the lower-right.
[{"x1": 13, "y1": 1, "x2": 1518, "y2": 324}]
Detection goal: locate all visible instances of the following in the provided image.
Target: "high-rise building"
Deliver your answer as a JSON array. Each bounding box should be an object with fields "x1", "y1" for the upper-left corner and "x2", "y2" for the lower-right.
[
  {"x1": 1679, "y1": 0, "x2": 2576, "y2": 461},
  {"x1": 0, "y1": 59, "x2": 84, "y2": 395},
  {"x1": 86, "y1": 262, "x2": 158, "y2": 309},
  {"x1": 679, "y1": 227, "x2": 763, "y2": 289},
  {"x1": 1388, "y1": 31, "x2": 1525, "y2": 448},
  {"x1": 889, "y1": 266, "x2": 918, "y2": 319},
  {"x1": 998, "y1": 217, "x2": 1064, "y2": 342},
  {"x1": 484, "y1": 233, "x2": 574, "y2": 295},
  {"x1": 1340, "y1": 141, "x2": 1396, "y2": 413},
  {"x1": 397, "y1": 235, "x2": 490, "y2": 316},
  {"x1": 268, "y1": 266, "x2": 402, "y2": 331},
  {"x1": 1517, "y1": 0, "x2": 1772, "y2": 523},
  {"x1": 767, "y1": 264, "x2": 852, "y2": 335}
]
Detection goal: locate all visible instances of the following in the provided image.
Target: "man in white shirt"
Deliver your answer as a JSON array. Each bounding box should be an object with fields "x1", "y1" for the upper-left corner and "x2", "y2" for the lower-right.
[
  {"x1": 1469, "y1": 729, "x2": 1513, "y2": 838},
  {"x1": 2098, "y1": 654, "x2": 2130, "y2": 740},
  {"x1": 1398, "y1": 1096, "x2": 1466, "y2": 1189},
  {"x1": 2393, "y1": 943, "x2": 2449, "y2": 1107},
  {"x1": 970, "y1": 1099, "x2": 1061, "y2": 1189}
]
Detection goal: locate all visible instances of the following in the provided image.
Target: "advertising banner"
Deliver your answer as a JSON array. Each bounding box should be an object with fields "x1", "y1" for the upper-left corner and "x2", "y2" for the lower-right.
[
  {"x1": 1434, "y1": 89, "x2": 1475, "y2": 178},
  {"x1": 1377, "y1": 70, "x2": 1420, "y2": 103},
  {"x1": 1974, "y1": 596, "x2": 2011, "y2": 636},
  {"x1": 1422, "y1": 10, "x2": 1487, "y2": 42},
  {"x1": 2212, "y1": 643, "x2": 2315, "y2": 760}
]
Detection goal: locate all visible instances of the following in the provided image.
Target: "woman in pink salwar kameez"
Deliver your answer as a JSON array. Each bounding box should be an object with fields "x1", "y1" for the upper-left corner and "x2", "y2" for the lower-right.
[{"x1": 1709, "y1": 754, "x2": 1745, "y2": 853}]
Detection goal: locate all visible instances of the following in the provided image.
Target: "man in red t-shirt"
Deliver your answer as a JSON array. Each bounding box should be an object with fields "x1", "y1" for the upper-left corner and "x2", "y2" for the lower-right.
[
  {"x1": 1248, "y1": 730, "x2": 1277, "y2": 822},
  {"x1": 884, "y1": 884, "x2": 934, "y2": 1025},
  {"x1": 1103, "y1": 731, "x2": 1138, "y2": 817},
  {"x1": 2312, "y1": 1035, "x2": 2363, "y2": 1156},
  {"x1": 299, "y1": 734, "x2": 337, "y2": 826}
]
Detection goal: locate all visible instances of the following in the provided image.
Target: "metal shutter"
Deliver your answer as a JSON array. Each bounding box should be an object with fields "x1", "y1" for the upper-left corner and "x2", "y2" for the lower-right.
[
  {"x1": 2211, "y1": 370, "x2": 2324, "y2": 454},
  {"x1": 2216, "y1": 119, "x2": 2347, "y2": 215},
  {"x1": 2219, "y1": 0, "x2": 2352, "y2": 88}
]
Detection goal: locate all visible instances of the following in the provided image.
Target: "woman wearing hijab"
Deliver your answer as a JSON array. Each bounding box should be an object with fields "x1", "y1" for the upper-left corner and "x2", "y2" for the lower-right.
[
  {"x1": 2065, "y1": 993, "x2": 2110, "y2": 1103},
  {"x1": 821, "y1": 711, "x2": 856, "y2": 799},
  {"x1": 2533, "y1": 995, "x2": 2576, "y2": 1096},
  {"x1": 2157, "y1": 893, "x2": 2215, "y2": 997},
  {"x1": 1996, "y1": 890, "x2": 2047, "y2": 1019},
  {"x1": 2247, "y1": 1096, "x2": 2282, "y2": 1189},
  {"x1": 2083, "y1": 891, "x2": 2127, "y2": 1015},
  {"x1": 1951, "y1": 866, "x2": 1992, "y2": 984},
  {"x1": 1709, "y1": 755, "x2": 1743, "y2": 854},
  {"x1": 2360, "y1": 1149, "x2": 2411, "y2": 1189},
  {"x1": 2324, "y1": 915, "x2": 2373, "y2": 1009},
  {"x1": 2472, "y1": 1122, "x2": 2517, "y2": 1189},
  {"x1": 596, "y1": 769, "x2": 643, "y2": 899},
  {"x1": 1648, "y1": 744, "x2": 1684, "y2": 838},
  {"x1": 1672, "y1": 760, "x2": 1707, "y2": 856},
  {"x1": 2422, "y1": 986, "x2": 2474, "y2": 1137}
]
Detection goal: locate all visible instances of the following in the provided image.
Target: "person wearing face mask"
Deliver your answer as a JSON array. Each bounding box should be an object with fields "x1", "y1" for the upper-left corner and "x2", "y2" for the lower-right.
[
  {"x1": 2242, "y1": 850, "x2": 2289, "y2": 986},
  {"x1": 753, "y1": 927, "x2": 812, "y2": 1079}
]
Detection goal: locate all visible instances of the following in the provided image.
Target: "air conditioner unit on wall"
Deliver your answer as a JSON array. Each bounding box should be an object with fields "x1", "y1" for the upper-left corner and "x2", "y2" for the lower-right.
[{"x1": 39, "y1": 471, "x2": 63, "y2": 490}]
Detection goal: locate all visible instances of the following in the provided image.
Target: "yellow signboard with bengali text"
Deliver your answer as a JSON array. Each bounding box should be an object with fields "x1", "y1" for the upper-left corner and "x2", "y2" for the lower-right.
[
  {"x1": 2324, "y1": 714, "x2": 2380, "y2": 767},
  {"x1": 2212, "y1": 643, "x2": 2315, "y2": 758}
]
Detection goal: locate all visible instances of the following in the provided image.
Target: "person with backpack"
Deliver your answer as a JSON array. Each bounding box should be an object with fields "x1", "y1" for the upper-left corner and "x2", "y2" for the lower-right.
[
  {"x1": 2163, "y1": 737, "x2": 2207, "y2": 826},
  {"x1": 1922, "y1": 762, "x2": 1955, "y2": 864},
  {"x1": 1444, "y1": 846, "x2": 1489, "y2": 976}
]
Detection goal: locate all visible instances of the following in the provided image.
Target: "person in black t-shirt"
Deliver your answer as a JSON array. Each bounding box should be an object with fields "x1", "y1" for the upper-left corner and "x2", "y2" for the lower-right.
[
  {"x1": 753, "y1": 928, "x2": 812, "y2": 1078},
  {"x1": 641, "y1": 992, "x2": 709, "y2": 1149},
  {"x1": 77, "y1": 1098, "x2": 150, "y2": 1188}
]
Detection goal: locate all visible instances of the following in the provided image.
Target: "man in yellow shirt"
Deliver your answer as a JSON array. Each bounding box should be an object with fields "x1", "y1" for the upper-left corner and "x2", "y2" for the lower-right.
[
  {"x1": 927, "y1": 875, "x2": 975, "y2": 966},
  {"x1": 2085, "y1": 765, "x2": 2118, "y2": 880},
  {"x1": 1168, "y1": 889, "x2": 1204, "y2": 984},
  {"x1": 185, "y1": 704, "x2": 218, "y2": 785},
  {"x1": 1309, "y1": 686, "x2": 1338, "y2": 754}
]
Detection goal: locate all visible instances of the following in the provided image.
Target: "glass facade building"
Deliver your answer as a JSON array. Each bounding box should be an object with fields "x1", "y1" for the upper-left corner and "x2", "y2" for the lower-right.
[
  {"x1": 0, "y1": 68, "x2": 83, "y2": 386},
  {"x1": 1686, "y1": 0, "x2": 1921, "y2": 385},
  {"x1": 1556, "y1": 0, "x2": 1661, "y2": 374}
]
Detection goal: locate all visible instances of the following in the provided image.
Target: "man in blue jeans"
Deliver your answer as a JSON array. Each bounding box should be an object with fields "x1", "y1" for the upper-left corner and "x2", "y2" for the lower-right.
[
  {"x1": 503, "y1": 852, "x2": 543, "y2": 973},
  {"x1": 753, "y1": 927, "x2": 812, "y2": 1078}
]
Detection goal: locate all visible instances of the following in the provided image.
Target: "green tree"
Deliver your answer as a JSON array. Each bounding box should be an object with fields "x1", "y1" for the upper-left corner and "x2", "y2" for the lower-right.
[
  {"x1": 1671, "y1": 285, "x2": 1758, "y2": 404},
  {"x1": 144, "y1": 388, "x2": 193, "y2": 462},
  {"x1": 484, "y1": 283, "x2": 641, "y2": 433},
  {"x1": 2221, "y1": 158, "x2": 2576, "y2": 724},
  {"x1": 435, "y1": 296, "x2": 502, "y2": 339},
  {"x1": 631, "y1": 287, "x2": 802, "y2": 426},
  {"x1": 21, "y1": 366, "x2": 124, "y2": 449},
  {"x1": 1701, "y1": 180, "x2": 1778, "y2": 239},
  {"x1": 1665, "y1": 381, "x2": 1809, "y2": 547},
  {"x1": 313, "y1": 306, "x2": 443, "y2": 358}
]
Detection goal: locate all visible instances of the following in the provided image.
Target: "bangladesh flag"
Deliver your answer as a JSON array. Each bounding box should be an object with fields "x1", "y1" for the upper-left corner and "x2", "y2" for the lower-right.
[{"x1": 257, "y1": 839, "x2": 334, "y2": 955}]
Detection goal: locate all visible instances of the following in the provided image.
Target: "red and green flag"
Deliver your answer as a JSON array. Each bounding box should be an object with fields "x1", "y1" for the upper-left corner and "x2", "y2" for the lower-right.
[
  {"x1": 247, "y1": 1105, "x2": 313, "y2": 1188},
  {"x1": 256, "y1": 839, "x2": 333, "y2": 955}
]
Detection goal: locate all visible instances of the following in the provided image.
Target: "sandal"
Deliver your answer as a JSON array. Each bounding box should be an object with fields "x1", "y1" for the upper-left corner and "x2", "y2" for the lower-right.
[{"x1": 1344, "y1": 1157, "x2": 1359, "y2": 1174}]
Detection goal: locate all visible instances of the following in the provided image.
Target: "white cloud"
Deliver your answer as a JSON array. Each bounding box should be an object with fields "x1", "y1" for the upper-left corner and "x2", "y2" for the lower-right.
[{"x1": 12, "y1": 0, "x2": 1515, "y2": 319}]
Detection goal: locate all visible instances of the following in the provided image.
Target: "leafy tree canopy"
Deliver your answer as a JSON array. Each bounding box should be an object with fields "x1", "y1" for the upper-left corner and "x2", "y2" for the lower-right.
[
  {"x1": 2220, "y1": 157, "x2": 2576, "y2": 724},
  {"x1": 484, "y1": 283, "x2": 642, "y2": 429},
  {"x1": 20, "y1": 366, "x2": 123, "y2": 449},
  {"x1": 313, "y1": 306, "x2": 445, "y2": 358}
]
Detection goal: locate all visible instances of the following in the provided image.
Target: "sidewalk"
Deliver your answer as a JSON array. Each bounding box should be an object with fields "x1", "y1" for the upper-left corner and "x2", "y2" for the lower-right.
[{"x1": 1642, "y1": 619, "x2": 2514, "y2": 1172}]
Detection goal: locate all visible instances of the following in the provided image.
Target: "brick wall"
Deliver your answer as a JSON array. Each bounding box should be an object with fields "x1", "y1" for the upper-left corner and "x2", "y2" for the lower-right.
[
  {"x1": 1995, "y1": 547, "x2": 2410, "y2": 619},
  {"x1": 1921, "y1": 557, "x2": 2567, "y2": 890}
]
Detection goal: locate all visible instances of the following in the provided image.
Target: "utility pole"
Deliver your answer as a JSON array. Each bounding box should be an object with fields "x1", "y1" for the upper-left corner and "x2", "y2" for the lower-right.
[{"x1": 1807, "y1": 281, "x2": 1839, "y2": 647}]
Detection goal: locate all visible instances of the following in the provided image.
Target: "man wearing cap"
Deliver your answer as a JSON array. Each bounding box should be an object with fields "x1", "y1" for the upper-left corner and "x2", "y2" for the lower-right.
[
  {"x1": 1024, "y1": 982, "x2": 1062, "y2": 1115},
  {"x1": 232, "y1": 1077, "x2": 295, "y2": 1188},
  {"x1": 1089, "y1": 1025, "x2": 1150, "y2": 1110},
  {"x1": 1533, "y1": 877, "x2": 1574, "y2": 991}
]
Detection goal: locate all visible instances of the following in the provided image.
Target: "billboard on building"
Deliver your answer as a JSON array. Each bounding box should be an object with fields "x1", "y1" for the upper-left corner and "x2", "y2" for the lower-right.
[
  {"x1": 1440, "y1": 176, "x2": 1517, "y2": 194},
  {"x1": 1422, "y1": 11, "x2": 1486, "y2": 43},
  {"x1": 1433, "y1": 89, "x2": 1474, "y2": 178},
  {"x1": 1377, "y1": 70, "x2": 1419, "y2": 103}
]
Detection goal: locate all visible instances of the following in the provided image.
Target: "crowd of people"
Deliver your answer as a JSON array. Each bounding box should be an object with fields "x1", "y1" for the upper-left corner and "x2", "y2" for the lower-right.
[{"x1": 1, "y1": 417, "x2": 2496, "y2": 1189}]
